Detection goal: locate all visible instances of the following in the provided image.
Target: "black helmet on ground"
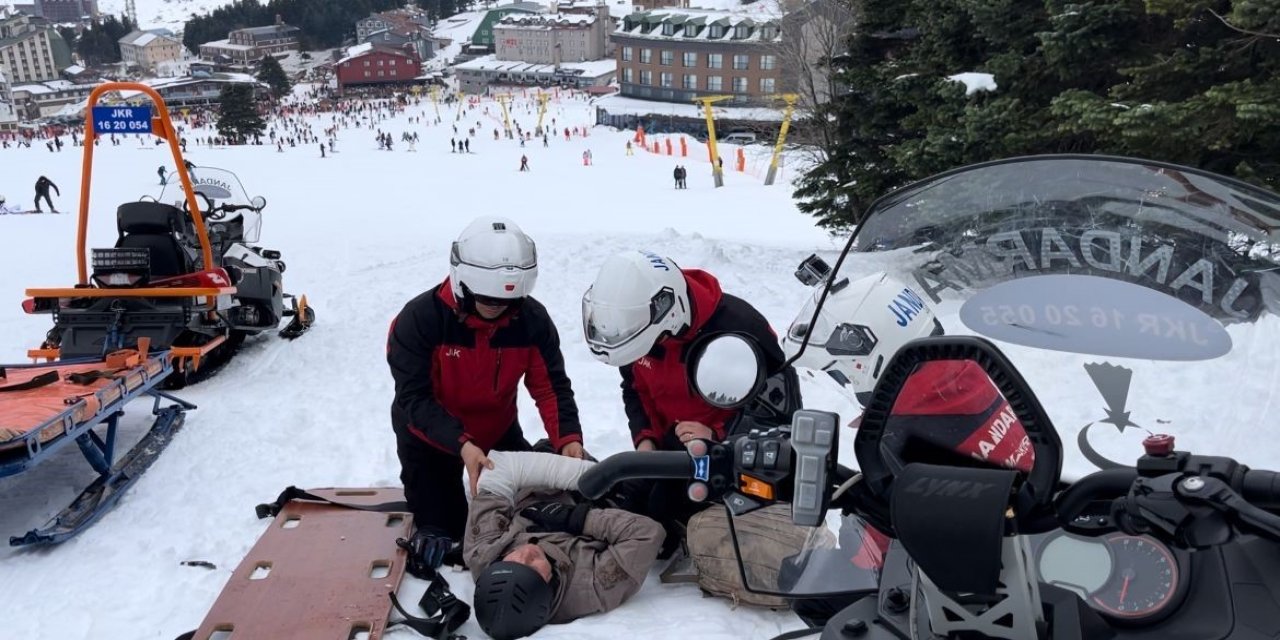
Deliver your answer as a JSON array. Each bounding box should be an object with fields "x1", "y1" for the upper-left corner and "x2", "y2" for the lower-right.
[{"x1": 474, "y1": 561, "x2": 554, "y2": 639}]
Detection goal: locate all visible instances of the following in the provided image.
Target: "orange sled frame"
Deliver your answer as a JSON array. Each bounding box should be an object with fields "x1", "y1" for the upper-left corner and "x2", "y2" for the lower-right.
[
  {"x1": 23, "y1": 82, "x2": 236, "y2": 369},
  {"x1": 1, "y1": 342, "x2": 195, "y2": 546}
]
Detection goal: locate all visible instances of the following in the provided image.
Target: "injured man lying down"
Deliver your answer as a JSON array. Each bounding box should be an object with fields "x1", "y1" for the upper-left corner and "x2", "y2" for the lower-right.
[{"x1": 464, "y1": 451, "x2": 666, "y2": 640}]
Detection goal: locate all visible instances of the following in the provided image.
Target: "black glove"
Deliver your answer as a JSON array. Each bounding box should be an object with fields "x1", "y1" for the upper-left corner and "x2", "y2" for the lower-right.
[
  {"x1": 397, "y1": 528, "x2": 457, "y2": 579},
  {"x1": 520, "y1": 501, "x2": 590, "y2": 536}
]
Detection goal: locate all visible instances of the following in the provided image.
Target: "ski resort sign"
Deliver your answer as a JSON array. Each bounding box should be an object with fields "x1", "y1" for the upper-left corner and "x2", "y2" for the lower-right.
[{"x1": 92, "y1": 106, "x2": 152, "y2": 135}]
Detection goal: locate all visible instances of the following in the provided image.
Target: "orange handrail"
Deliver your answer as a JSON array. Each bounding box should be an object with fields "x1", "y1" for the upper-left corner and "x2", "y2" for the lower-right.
[{"x1": 79, "y1": 83, "x2": 214, "y2": 285}]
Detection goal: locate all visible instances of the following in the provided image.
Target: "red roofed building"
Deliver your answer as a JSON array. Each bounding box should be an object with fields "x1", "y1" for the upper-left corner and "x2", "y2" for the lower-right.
[{"x1": 335, "y1": 44, "x2": 422, "y2": 89}]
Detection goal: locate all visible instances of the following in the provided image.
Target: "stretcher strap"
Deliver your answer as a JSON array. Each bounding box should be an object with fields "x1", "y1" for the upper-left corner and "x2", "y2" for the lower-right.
[
  {"x1": 0, "y1": 371, "x2": 58, "y2": 393},
  {"x1": 255, "y1": 485, "x2": 409, "y2": 519},
  {"x1": 388, "y1": 570, "x2": 471, "y2": 640},
  {"x1": 65, "y1": 368, "x2": 126, "y2": 386}
]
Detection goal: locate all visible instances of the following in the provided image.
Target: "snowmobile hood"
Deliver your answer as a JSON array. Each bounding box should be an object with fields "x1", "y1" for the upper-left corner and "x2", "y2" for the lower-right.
[{"x1": 669, "y1": 269, "x2": 722, "y2": 343}]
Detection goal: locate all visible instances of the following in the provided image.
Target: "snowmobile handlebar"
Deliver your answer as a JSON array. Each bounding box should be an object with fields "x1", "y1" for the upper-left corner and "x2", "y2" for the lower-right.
[
  {"x1": 578, "y1": 451, "x2": 696, "y2": 500},
  {"x1": 1242, "y1": 469, "x2": 1280, "y2": 511}
]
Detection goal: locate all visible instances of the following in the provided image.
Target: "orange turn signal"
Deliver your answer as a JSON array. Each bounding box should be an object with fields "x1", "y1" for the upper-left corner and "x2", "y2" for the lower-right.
[{"x1": 739, "y1": 475, "x2": 775, "y2": 501}]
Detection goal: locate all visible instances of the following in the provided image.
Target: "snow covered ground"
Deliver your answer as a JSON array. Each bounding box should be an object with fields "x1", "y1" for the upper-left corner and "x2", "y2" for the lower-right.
[
  {"x1": 99, "y1": 0, "x2": 229, "y2": 32},
  {"x1": 0, "y1": 88, "x2": 850, "y2": 639}
]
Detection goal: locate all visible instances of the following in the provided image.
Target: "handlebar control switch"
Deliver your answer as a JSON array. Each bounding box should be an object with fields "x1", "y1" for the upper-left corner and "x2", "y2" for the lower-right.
[{"x1": 789, "y1": 409, "x2": 840, "y2": 527}]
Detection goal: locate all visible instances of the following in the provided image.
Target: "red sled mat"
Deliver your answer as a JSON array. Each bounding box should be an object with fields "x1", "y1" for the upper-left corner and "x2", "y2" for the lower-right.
[{"x1": 190, "y1": 488, "x2": 413, "y2": 640}]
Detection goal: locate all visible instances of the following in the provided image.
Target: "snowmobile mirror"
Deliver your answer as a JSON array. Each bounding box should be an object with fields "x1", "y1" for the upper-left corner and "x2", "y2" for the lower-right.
[
  {"x1": 688, "y1": 333, "x2": 766, "y2": 410},
  {"x1": 853, "y1": 336, "x2": 1063, "y2": 536},
  {"x1": 251, "y1": 196, "x2": 266, "y2": 211}
]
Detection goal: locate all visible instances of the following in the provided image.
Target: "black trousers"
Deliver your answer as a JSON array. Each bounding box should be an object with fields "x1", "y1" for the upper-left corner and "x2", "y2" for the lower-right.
[
  {"x1": 34, "y1": 192, "x2": 54, "y2": 211},
  {"x1": 394, "y1": 424, "x2": 532, "y2": 539}
]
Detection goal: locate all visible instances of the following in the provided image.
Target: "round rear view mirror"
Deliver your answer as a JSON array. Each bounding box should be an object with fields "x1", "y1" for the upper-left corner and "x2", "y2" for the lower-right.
[{"x1": 688, "y1": 333, "x2": 766, "y2": 409}]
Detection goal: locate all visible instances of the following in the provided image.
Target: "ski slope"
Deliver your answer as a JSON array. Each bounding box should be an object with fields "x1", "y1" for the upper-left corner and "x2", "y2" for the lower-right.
[{"x1": 0, "y1": 88, "x2": 851, "y2": 639}]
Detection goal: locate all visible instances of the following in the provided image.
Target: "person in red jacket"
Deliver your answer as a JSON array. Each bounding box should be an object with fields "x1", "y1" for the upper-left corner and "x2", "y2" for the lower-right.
[
  {"x1": 581, "y1": 250, "x2": 788, "y2": 550},
  {"x1": 388, "y1": 216, "x2": 584, "y2": 565}
]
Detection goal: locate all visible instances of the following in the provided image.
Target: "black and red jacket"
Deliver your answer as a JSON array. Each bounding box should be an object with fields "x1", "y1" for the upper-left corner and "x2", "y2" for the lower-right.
[
  {"x1": 388, "y1": 278, "x2": 582, "y2": 456},
  {"x1": 620, "y1": 269, "x2": 786, "y2": 448}
]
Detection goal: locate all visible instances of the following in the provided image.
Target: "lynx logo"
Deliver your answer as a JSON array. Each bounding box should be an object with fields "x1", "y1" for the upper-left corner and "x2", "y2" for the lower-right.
[
  {"x1": 445, "y1": 348, "x2": 461, "y2": 358},
  {"x1": 693, "y1": 455, "x2": 710, "y2": 482},
  {"x1": 889, "y1": 287, "x2": 926, "y2": 327},
  {"x1": 642, "y1": 251, "x2": 670, "y2": 271},
  {"x1": 904, "y1": 477, "x2": 995, "y2": 499}
]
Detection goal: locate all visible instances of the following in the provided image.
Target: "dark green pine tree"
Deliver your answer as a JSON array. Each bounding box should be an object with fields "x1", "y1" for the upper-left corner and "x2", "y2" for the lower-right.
[
  {"x1": 792, "y1": 0, "x2": 914, "y2": 229},
  {"x1": 256, "y1": 54, "x2": 292, "y2": 100},
  {"x1": 216, "y1": 84, "x2": 267, "y2": 143}
]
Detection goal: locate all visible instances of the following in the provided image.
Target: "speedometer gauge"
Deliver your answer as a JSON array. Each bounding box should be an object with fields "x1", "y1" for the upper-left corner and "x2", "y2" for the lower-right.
[{"x1": 1089, "y1": 534, "x2": 1181, "y2": 620}]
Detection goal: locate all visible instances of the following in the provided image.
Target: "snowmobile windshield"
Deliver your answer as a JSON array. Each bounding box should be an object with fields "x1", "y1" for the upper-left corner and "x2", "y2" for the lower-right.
[
  {"x1": 159, "y1": 166, "x2": 264, "y2": 243},
  {"x1": 796, "y1": 155, "x2": 1280, "y2": 482}
]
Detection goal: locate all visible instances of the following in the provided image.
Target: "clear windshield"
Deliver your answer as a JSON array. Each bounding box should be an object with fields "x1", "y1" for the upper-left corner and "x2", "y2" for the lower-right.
[
  {"x1": 744, "y1": 156, "x2": 1280, "y2": 602},
  {"x1": 158, "y1": 166, "x2": 263, "y2": 243},
  {"x1": 798, "y1": 156, "x2": 1280, "y2": 479}
]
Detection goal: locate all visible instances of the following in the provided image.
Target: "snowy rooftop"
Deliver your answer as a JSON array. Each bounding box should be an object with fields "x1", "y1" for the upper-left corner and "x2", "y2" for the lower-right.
[
  {"x1": 615, "y1": 8, "x2": 780, "y2": 43},
  {"x1": 497, "y1": 13, "x2": 597, "y2": 28},
  {"x1": 199, "y1": 39, "x2": 256, "y2": 52},
  {"x1": 454, "y1": 54, "x2": 616, "y2": 77},
  {"x1": 63, "y1": 64, "x2": 85, "y2": 75},
  {"x1": 594, "y1": 92, "x2": 785, "y2": 121},
  {"x1": 120, "y1": 30, "x2": 163, "y2": 47}
]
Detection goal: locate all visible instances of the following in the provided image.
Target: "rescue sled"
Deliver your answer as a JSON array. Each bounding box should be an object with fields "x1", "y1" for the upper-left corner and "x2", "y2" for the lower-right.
[
  {"x1": 1, "y1": 342, "x2": 194, "y2": 546},
  {"x1": 21, "y1": 82, "x2": 313, "y2": 387}
]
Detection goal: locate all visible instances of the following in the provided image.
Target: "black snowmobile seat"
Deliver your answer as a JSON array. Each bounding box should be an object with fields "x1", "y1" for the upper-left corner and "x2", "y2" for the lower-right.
[
  {"x1": 114, "y1": 202, "x2": 191, "y2": 278},
  {"x1": 117, "y1": 201, "x2": 183, "y2": 235}
]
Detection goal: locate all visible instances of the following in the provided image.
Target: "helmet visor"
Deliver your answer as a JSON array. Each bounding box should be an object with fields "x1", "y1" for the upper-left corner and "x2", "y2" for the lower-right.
[
  {"x1": 583, "y1": 287, "x2": 675, "y2": 349},
  {"x1": 451, "y1": 234, "x2": 537, "y2": 270}
]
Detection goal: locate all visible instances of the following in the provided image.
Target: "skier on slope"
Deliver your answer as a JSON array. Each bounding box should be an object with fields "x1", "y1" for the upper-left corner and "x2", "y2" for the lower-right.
[
  {"x1": 581, "y1": 250, "x2": 793, "y2": 556},
  {"x1": 0, "y1": 194, "x2": 18, "y2": 214},
  {"x1": 465, "y1": 451, "x2": 664, "y2": 639},
  {"x1": 387, "y1": 216, "x2": 584, "y2": 571},
  {"x1": 33, "y1": 176, "x2": 59, "y2": 213}
]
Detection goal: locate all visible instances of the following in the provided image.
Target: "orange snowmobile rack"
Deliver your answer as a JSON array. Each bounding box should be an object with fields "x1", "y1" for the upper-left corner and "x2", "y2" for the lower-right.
[{"x1": 25, "y1": 82, "x2": 219, "y2": 298}]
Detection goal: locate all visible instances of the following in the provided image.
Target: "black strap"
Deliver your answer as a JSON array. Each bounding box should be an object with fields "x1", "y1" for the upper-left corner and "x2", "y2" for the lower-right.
[
  {"x1": 0, "y1": 370, "x2": 58, "y2": 393},
  {"x1": 65, "y1": 368, "x2": 125, "y2": 385},
  {"x1": 769, "y1": 628, "x2": 823, "y2": 640},
  {"x1": 388, "y1": 569, "x2": 471, "y2": 640},
  {"x1": 255, "y1": 485, "x2": 410, "y2": 519}
]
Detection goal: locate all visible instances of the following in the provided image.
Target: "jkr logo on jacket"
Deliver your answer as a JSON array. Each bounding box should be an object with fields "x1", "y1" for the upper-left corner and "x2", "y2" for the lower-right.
[{"x1": 635, "y1": 357, "x2": 653, "y2": 369}]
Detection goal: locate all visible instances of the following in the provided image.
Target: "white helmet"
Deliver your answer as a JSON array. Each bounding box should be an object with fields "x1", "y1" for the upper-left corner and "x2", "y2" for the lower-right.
[
  {"x1": 783, "y1": 272, "x2": 942, "y2": 403},
  {"x1": 449, "y1": 216, "x2": 538, "y2": 305},
  {"x1": 583, "y1": 250, "x2": 691, "y2": 366}
]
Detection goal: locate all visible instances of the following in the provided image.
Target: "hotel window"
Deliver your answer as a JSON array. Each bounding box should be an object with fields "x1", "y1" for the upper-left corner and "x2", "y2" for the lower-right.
[
  {"x1": 662, "y1": 23, "x2": 674, "y2": 35},
  {"x1": 759, "y1": 78, "x2": 775, "y2": 93},
  {"x1": 734, "y1": 25, "x2": 749, "y2": 39},
  {"x1": 733, "y1": 54, "x2": 748, "y2": 70},
  {"x1": 682, "y1": 51, "x2": 696, "y2": 66},
  {"x1": 622, "y1": 46, "x2": 632, "y2": 61},
  {"x1": 660, "y1": 50, "x2": 673, "y2": 65},
  {"x1": 660, "y1": 72, "x2": 672, "y2": 87},
  {"x1": 707, "y1": 53, "x2": 722, "y2": 68},
  {"x1": 732, "y1": 76, "x2": 747, "y2": 93},
  {"x1": 682, "y1": 73, "x2": 697, "y2": 89},
  {"x1": 707, "y1": 75, "x2": 722, "y2": 91},
  {"x1": 622, "y1": 67, "x2": 633, "y2": 83},
  {"x1": 760, "y1": 54, "x2": 775, "y2": 70},
  {"x1": 640, "y1": 69, "x2": 652, "y2": 85},
  {"x1": 640, "y1": 48, "x2": 651, "y2": 63}
]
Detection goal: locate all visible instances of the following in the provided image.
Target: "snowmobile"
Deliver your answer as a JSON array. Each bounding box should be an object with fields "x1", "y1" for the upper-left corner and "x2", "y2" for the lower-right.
[
  {"x1": 578, "y1": 155, "x2": 1280, "y2": 639},
  {"x1": 24, "y1": 163, "x2": 314, "y2": 386}
]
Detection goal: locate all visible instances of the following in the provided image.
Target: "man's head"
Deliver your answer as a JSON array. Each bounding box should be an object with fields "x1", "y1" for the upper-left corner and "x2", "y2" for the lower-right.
[
  {"x1": 449, "y1": 216, "x2": 538, "y2": 319},
  {"x1": 582, "y1": 250, "x2": 691, "y2": 366},
  {"x1": 474, "y1": 546, "x2": 556, "y2": 640}
]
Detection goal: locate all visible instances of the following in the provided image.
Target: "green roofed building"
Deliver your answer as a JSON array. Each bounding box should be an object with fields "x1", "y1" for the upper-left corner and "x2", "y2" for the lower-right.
[{"x1": 469, "y1": 2, "x2": 544, "y2": 52}]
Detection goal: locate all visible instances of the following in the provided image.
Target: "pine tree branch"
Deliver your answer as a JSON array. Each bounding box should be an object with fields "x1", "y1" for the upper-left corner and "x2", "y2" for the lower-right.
[{"x1": 1207, "y1": 9, "x2": 1280, "y2": 39}]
